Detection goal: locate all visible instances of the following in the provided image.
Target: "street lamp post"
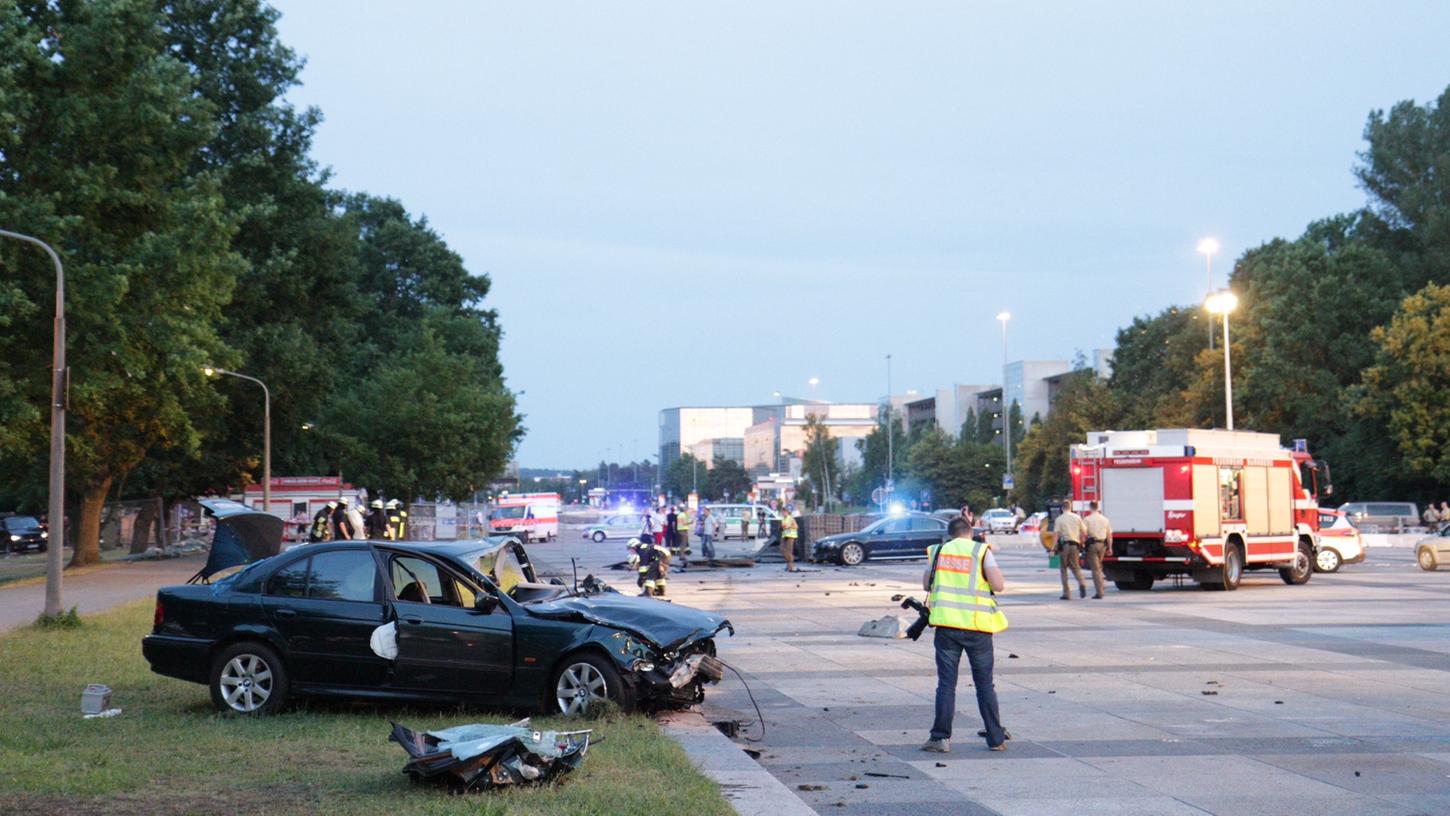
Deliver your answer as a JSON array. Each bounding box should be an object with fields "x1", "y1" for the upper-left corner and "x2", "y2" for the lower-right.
[
  {"x1": 1198, "y1": 238, "x2": 1220, "y2": 350},
  {"x1": 996, "y1": 312, "x2": 1012, "y2": 480},
  {"x1": 1, "y1": 229, "x2": 66, "y2": 618},
  {"x1": 204, "y1": 367, "x2": 271, "y2": 512},
  {"x1": 807, "y1": 377, "x2": 820, "y2": 400},
  {"x1": 885, "y1": 354, "x2": 893, "y2": 492},
  {"x1": 1204, "y1": 290, "x2": 1239, "y2": 430}
]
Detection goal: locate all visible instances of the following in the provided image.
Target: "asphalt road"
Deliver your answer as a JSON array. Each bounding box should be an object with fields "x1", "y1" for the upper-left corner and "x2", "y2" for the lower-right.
[
  {"x1": 0, "y1": 554, "x2": 207, "y2": 633},
  {"x1": 532, "y1": 522, "x2": 1450, "y2": 816}
]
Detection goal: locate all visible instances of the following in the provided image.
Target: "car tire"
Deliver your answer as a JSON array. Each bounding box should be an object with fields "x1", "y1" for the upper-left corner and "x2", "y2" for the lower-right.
[
  {"x1": 1280, "y1": 539, "x2": 1313, "y2": 585},
  {"x1": 1314, "y1": 547, "x2": 1342, "y2": 573},
  {"x1": 592, "y1": 531, "x2": 606, "y2": 543},
  {"x1": 210, "y1": 641, "x2": 290, "y2": 716},
  {"x1": 552, "y1": 652, "x2": 632, "y2": 715},
  {"x1": 1418, "y1": 547, "x2": 1439, "y2": 571},
  {"x1": 838, "y1": 542, "x2": 866, "y2": 566}
]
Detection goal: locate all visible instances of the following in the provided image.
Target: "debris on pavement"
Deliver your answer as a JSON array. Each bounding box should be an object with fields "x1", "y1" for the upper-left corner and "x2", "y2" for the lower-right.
[
  {"x1": 1201, "y1": 690, "x2": 1218, "y2": 695},
  {"x1": 390, "y1": 719, "x2": 591, "y2": 793},
  {"x1": 857, "y1": 615, "x2": 907, "y2": 639},
  {"x1": 864, "y1": 772, "x2": 909, "y2": 779},
  {"x1": 798, "y1": 784, "x2": 826, "y2": 791}
]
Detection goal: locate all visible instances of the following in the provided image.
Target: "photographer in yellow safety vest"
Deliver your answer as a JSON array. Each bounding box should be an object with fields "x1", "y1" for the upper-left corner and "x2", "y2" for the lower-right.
[{"x1": 921, "y1": 517, "x2": 1009, "y2": 754}]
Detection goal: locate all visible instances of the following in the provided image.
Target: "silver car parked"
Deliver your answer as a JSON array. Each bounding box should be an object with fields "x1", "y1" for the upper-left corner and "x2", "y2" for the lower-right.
[{"x1": 582, "y1": 514, "x2": 641, "y2": 543}]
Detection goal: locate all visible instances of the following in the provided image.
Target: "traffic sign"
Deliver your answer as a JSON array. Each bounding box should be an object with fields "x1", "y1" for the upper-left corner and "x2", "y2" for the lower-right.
[{"x1": 1003, "y1": 474, "x2": 1015, "y2": 490}]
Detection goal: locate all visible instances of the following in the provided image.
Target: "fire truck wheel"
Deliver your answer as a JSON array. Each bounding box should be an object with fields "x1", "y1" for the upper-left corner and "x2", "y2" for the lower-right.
[
  {"x1": 1203, "y1": 542, "x2": 1244, "y2": 591},
  {"x1": 1279, "y1": 539, "x2": 1313, "y2": 585},
  {"x1": 1314, "y1": 547, "x2": 1341, "y2": 573},
  {"x1": 1113, "y1": 574, "x2": 1154, "y2": 591}
]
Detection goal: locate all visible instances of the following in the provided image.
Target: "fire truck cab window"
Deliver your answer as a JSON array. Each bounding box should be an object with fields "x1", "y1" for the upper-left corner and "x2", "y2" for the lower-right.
[{"x1": 1219, "y1": 467, "x2": 1243, "y2": 520}]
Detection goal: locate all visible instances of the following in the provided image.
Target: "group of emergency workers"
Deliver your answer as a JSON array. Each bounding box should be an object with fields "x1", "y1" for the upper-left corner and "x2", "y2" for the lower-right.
[{"x1": 306, "y1": 497, "x2": 409, "y2": 542}]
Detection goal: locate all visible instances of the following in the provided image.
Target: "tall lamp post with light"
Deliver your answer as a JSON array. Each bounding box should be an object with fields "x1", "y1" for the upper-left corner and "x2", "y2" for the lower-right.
[
  {"x1": 996, "y1": 312, "x2": 1012, "y2": 483},
  {"x1": 1198, "y1": 238, "x2": 1220, "y2": 349},
  {"x1": 1204, "y1": 290, "x2": 1238, "y2": 430},
  {"x1": 203, "y1": 367, "x2": 271, "y2": 512},
  {"x1": 1, "y1": 229, "x2": 67, "y2": 618}
]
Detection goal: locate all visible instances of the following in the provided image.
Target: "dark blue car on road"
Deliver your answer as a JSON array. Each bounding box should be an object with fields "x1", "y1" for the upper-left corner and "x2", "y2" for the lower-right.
[{"x1": 143, "y1": 538, "x2": 730, "y2": 716}]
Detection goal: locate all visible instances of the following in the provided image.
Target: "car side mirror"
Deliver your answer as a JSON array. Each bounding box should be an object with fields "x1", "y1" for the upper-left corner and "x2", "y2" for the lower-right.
[{"x1": 474, "y1": 594, "x2": 499, "y2": 614}]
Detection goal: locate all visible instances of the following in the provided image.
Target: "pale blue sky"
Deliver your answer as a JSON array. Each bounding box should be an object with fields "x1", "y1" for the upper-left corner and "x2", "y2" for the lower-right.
[{"x1": 272, "y1": 1, "x2": 1450, "y2": 467}]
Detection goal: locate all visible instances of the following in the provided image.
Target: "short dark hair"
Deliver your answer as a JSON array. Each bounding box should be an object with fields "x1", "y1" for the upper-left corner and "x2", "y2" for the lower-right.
[
  {"x1": 1089, "y1": 501, "x2": 1099, "y2": 510},
  {"x1": 948, "y1": 518, "x2": 972, "y2": 538}
]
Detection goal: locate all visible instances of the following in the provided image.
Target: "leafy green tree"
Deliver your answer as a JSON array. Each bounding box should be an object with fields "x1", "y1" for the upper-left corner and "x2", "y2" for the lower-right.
[
  {"x1": 847, "y1": 406, "x2": 908, "y2": 504},
  {"x1": 903, "y1": 428, "x2": 1004, "y2": 511},
  {"x1": 801, "y1": 414, "x2": 840, "y2": 509},
  {"x1": 662, "y1": 454, "x2": 703, "y2": 499},
  {"x1": 1008, "y1": 400, "x2": 1025, "y2": 449},
  {"x1": 0, "y1": 0, "x2": 245, "y2": 565},
  {"x1": 705, "y1": 456, "x2": 751, "y2": 501},
  {"x1": 1358, "y1": 283, "x2": 1450, "y2": 484},
  {"x1": 1014, "y1": 371, "x2": 1114, "y2": 509},
  {"x1": 322, "y1": 330, "x2": 518, "y2": 500}
]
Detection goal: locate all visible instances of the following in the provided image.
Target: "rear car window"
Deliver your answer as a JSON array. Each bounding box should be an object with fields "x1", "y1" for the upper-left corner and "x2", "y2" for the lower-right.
[
  {"x1": 1368, "y1": 503, "x2": 1413, "y2": 517},
  {"x1": 267, "y1": 557, "x2": 310, "y2": 597},
  {"x1": 307, "y1": 551, "x2": 377, "y2": 603}
]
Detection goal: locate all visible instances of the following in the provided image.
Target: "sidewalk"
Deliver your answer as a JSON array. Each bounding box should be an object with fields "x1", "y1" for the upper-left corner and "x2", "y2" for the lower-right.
[{"x1": 0, "y1": 554, "x2": 206, "y2": 633}]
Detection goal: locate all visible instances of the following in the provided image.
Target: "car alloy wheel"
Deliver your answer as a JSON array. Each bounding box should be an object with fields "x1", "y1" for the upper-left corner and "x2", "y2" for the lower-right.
[
  {"x1": 1419, "y1": 548, "x2": 1439, "y2": 571},
  {"x1": 839, "y1": 542, "x2": 865, "y2": 566},
  {"x1": 218, "y1": 653, "x2": 274, "y2": 713},
  {"x1": 1314, "y1": 547, "x2": 1341, "y2": 573},
  {"x1": 592, "y1": 531, "x2": 606, "y2": 543},
  {"x1": 556, "y1": 661, "x2": 609, "y2": 715}
]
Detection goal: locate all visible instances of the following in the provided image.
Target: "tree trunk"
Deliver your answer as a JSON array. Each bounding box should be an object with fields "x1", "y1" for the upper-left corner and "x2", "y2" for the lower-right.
[
  {"x1": 130, "y1": 499, "x2": 157, "y2": 554},
  {"x1": 70, "y1": 476, "x2": 113, "y2": 568}
]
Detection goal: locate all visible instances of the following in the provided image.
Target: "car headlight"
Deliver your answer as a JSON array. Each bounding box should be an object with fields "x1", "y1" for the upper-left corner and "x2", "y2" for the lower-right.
[
  {"x1": 9, "y1": 535, "x2": 19, "y2": 542},
  {"x1": 40, "y1": 531, "x2": 47, "y2": 538},
  {"x1": 634, "y1": 661, "x2": 655, "y2": 673}
]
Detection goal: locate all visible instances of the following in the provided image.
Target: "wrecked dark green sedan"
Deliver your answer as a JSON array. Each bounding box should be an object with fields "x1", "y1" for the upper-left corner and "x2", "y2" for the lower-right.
[{"x1": 142, "y1": 538, "x2": 731, "y2": 716}]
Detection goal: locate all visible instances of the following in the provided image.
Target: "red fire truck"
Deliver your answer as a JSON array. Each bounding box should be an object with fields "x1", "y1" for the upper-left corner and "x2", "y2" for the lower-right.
[{"x1": 1069, "y1": 429, "x2": 1332, "y2": 591}]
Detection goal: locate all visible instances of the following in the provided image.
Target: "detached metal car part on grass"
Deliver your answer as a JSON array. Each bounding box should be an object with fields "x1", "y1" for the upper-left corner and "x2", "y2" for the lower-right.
[{"x1": 142, "y1": 537, "x2": 732, "y2": 716}]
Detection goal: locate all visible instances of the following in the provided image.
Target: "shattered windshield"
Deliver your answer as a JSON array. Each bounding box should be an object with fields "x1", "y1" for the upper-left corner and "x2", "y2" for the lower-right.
[{"x1": 471, "y1": 544, "x2": 533, "y2": 596}]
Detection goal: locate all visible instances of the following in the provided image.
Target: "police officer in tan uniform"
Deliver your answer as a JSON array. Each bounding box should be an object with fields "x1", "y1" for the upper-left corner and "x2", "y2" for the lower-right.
[
  {"x1": 1052, "y1": 503, "x2": 1087, "y2": 600},
  {"x1": 1083, "y1": 501, "x2": 1113, "y2": 599}
]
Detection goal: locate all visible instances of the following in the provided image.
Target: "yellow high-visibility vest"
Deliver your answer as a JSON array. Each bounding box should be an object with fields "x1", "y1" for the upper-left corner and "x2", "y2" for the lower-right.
[{"x1": 927, "y1": 538, "x2": 1008, "y2": 634}]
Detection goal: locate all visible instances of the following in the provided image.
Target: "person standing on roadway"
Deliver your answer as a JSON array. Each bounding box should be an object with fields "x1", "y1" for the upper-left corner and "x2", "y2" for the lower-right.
[
  {"x1": 922, "y1": 517, "x2": 1009, "y2": 753},
  {"x1": 1083, "y1": 501, "x2": 1113, "y2": 599},
  {"x1": 1053, "y1": 502, "x2": 1088, "y2": 600},
  {"x1": 780, "y1": 505, "x2": 800, "y2": 572}
]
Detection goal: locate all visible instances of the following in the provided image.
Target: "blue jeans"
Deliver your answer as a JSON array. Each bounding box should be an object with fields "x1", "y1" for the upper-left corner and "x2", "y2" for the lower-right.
[
  {"x1": 700, "y1": 534, "x2": 714, "y2": 560},
  {"x1": 930, "y1": 626, "x2": 1004, "y2": 745}
]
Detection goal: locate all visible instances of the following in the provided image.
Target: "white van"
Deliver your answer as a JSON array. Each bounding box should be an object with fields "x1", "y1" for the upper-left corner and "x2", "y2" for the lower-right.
[{"x1": 489, "y1": 493, "x2": 561, "y2": 542}]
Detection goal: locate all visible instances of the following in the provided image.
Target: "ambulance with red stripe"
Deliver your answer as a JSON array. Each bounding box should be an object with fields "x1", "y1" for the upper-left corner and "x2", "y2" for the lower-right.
[
  {"x1": 488, "y1": 492, "x2": 560, "y2": 542},
  {"x1": 1070, "y1": 429, "x2": 1331, "y2": 591}
]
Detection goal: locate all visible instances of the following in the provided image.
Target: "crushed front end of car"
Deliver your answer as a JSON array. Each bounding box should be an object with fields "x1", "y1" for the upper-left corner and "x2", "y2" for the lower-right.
[{"x1": 526, "y1": 594, "x2": 734, "y2": 710}]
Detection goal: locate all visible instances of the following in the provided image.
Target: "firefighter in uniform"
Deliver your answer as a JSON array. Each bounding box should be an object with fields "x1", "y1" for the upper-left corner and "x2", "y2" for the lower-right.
[
  {"x1": 629, "y1": 536, "x2": 650, "y2": 589},
  {"x1": 780, "y1": 506, "x2": 800, "y2": 572},
  {"x1": 640, "y1": 536, "x2": 671, "y2": 597},
  {"x1": 365, "y1": 500, "x2": 389, "y2": 540},
  {"x1": 922, "y1": 517, "x2": 1009, "y2": 753},
  {"x1": 308, "y1": 501, "x2": 337, "y2": 543},
  {"x1": 385, "y1": 499, "x2": 408, "y2": 540},
  {"x1": 332, "y1": 498, "x2": 356, "y2": 540}
]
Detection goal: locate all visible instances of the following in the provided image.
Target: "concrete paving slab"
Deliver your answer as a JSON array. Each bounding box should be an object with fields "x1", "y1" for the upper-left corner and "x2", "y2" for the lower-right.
[{"x1": 975, "y1": 795, "x2": 1211, "y2": 815}]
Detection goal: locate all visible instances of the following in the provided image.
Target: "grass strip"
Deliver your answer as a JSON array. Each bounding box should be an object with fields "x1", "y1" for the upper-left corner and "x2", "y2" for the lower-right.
[{"x1": 0, "y1": 600, "x2": 733, "y2": 816}]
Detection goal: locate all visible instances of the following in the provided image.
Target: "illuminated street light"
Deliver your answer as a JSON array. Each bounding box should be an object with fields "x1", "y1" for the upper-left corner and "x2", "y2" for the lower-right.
[
  {"x1": 204, "y1": 366, "x2": 272, "y2": 513},
  {"x1": 1204, "y1": 289, "x2": 1239, "y2": 430}
]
